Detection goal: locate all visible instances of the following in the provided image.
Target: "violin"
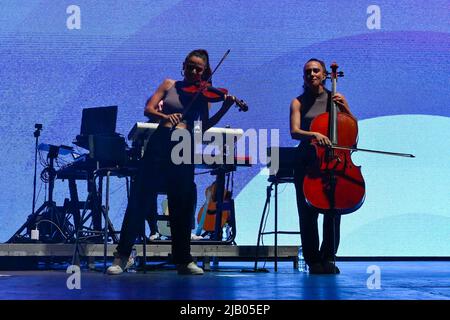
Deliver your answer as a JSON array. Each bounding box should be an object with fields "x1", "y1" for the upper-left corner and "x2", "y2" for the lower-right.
[
  {"x1": 303, "y1": 62, "x2": 365, "y2": 215},
  {"x1": 181, "y1": 80, "x2": 249, "y2": 112}
]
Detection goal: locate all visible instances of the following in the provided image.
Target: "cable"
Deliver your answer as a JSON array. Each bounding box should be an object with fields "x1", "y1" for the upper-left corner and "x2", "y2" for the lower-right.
[
  {"x1": 38, "y1": 149, "x2": 47, "y2": 167},
  {"x1": 40, "y1": 167, "x2": 50, "y2": 183},
  {"x1": 108, "y1": 181, "x2": 126, "y2": 196},
  {"x1": 276, "y1": 183, "x2": 289, "y2": 195},
  {"x1": 35, "y1": 219, "x2": 68, "y2": 240},
  {"x1": 77, "y1": 234, "x2": 106, "y2": 241},
  {"x1": 32, "y1": 181, "x2": 44, "y2": 214}
]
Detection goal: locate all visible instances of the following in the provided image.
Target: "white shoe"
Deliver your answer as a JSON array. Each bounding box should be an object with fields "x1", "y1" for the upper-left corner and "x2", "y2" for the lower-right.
[
  {"x1": 190, "y1": 233, "x2": 203, "y2": 240},
  {"x1": 149, "y1": 232, "x2": 161, "y2": 241},
  {"x1": 177, "y1": 262, "x2": 204, "y2": 275},
  {"x1": 106, "y1": 252, "x2": 135, "y2": 275}
]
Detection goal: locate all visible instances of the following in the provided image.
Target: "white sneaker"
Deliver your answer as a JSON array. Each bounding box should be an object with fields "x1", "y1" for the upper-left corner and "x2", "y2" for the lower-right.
[
  {"x1": 149, "y1": 232, "x2": 161, "y2": 241},
  {"x1": 177, "y1": 262, "x2": 204, "y2": 275},
  {"x1": 190, "y1": 233, "x2": 203, "y2": 240},
  {"x1": 106, "y1": 252, "x2": 135, "y2": 275}
]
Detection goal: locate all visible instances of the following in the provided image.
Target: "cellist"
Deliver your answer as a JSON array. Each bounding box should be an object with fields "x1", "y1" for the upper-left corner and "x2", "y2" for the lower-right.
[{"x1": 289, "y1": 58, "x2": 354, "y2": 274}]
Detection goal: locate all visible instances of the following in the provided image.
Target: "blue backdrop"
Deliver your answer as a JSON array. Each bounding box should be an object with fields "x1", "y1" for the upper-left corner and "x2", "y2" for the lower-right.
[{"x1": 1, "y1": 0, "x2": 449, "y2": 256}]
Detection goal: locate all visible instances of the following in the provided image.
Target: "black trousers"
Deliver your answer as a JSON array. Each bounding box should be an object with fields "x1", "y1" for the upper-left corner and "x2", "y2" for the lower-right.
[
  {"x1": 117, "y1": 126, "x2": 196, "y2": 264},
  {"x1": 145, "y1": 197, "x2": 158, "y2": 235},
  {"x1": 293, "y1": 144, "x2": 341, "y2": 266}
]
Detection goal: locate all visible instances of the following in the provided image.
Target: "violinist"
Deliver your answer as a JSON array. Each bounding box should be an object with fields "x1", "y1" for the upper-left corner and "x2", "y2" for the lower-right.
[
  {"x1": 107, "y1": 49, "x2": 236, "y2": 275},
  {"x1": 289, "y1": 58, "x2": 354, "y2": 274}
]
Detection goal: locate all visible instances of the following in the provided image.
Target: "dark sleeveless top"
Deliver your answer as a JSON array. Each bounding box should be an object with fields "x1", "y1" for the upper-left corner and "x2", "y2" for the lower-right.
[
  {"x1": 162, "y1": 81, "x2": 207, "y2": 127},
  {"x1": 296, "y1": 89, "x2": 330, "y2": 132},
  {"x1": 295, "y1": 89, "x2": 331, "y2": 167}
]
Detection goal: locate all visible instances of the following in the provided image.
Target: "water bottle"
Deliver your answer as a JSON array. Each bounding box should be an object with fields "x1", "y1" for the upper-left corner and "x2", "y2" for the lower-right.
[
  {"x1": 298, "y1": 246, "x2": 307, "y2": 272},
  {"x1": 193, "y1": 120, "x2": 202, "y2": 135},
  {"x1": 128, "y1": 247, "x2": 137, "y2": 273},
  {"x1": 222, "y1": 224, "x2": 231, "y2": 241}
]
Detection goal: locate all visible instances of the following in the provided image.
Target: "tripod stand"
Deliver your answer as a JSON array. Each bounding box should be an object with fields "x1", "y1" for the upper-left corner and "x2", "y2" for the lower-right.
[
  {"x1": 8, "y1": 144, "x2": 74, "y2": 243},
  {"x1": 31, "y1": 124, "x2": 42, "y2": 223}
]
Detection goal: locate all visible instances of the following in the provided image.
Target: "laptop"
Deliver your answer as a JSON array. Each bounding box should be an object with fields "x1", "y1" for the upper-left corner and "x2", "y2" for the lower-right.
[
  {"x1": 80, "y1": 106, "x2": 118, "y2": 136},
  {"x1": 75, "y1": 106, "x2": 118, "y2": 149}
]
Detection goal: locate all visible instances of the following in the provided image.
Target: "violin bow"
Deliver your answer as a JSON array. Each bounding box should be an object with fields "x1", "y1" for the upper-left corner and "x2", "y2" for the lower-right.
[{"x1": 206, "y1": 49, "x2": 230, "y2": 84}]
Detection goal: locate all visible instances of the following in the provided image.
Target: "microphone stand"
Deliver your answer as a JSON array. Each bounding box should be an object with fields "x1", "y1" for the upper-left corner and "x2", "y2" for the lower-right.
[{"x1": 32, "y1": 124, "x2": 43, "y2": 217}]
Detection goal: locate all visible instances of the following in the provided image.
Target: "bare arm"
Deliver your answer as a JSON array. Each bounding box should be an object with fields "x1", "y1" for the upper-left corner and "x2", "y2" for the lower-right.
[
  {"x1": 144, "y1": 79, "x2": 184, "y2": 126},
  {"x1": 144, "y1": 79, "x2": 174, "y2": 121},
  {"x1": 202, "y1": 95, "x2": 235, "y2": 131},
  {"x1": 290, "y1": 98, "x2": 313, "y2": 141}
]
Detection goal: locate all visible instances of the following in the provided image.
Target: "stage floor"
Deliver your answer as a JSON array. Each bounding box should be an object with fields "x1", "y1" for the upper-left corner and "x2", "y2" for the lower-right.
[{"x1": 1, "y1": 261, "x2": 449, "y2": 300}]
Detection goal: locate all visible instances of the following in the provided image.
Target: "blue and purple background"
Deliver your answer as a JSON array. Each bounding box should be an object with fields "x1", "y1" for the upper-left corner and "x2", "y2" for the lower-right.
[{"x1": 0, "y1": 1, "x2": 449, "y2": 256}]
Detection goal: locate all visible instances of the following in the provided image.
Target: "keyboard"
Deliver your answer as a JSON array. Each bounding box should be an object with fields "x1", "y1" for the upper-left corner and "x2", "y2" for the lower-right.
[{"x1": 127, "y1": 122, "x2": 244, "y2": 142}]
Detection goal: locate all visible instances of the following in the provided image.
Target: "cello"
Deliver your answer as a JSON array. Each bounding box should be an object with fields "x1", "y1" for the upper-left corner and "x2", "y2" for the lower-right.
[
  {"x1": 303, "y1": 62, "x2": 365, "y2": 214},
  {"x1": 302, "y1": 62, "x2": 414, "y2": 273},
  {"x1": 303, "y1": 62, "x2": 414, "y2": 214}
]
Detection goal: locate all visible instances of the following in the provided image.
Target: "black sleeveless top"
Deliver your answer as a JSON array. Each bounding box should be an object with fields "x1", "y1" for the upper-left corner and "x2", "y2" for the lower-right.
[
  {"x1": 296, "y1": 89, "x2": 330, "y2": 132},
  {"x1": 162, "y1": 81, "x2": 208, "y2": 127}
]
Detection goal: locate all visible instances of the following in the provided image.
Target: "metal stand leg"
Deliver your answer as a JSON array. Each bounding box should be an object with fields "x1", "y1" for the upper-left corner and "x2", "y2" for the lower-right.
[
  {"x1": 71, "y1": 186, "x2": 96, "y2": 266},
  {"x1": 103, "y1": 171, "x2": 111, "y2": 273},
  {"x1": 143, "y1": 223, "x2": 147, "y2": 274},
  {"x1": 274, "y1": 181, "x2": 278, "y2": 272},
  {"x1": 202, "y1": 256, "x2": 211, "y2": 271},
  {"x1": 254, "y1": 183, "x2": 273, "y2": 271}
]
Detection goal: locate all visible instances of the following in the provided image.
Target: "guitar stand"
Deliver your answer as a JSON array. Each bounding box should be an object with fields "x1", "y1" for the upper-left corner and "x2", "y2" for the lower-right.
[{"x1": 210, "y1": 165, "x2": 237, "y2": 244}]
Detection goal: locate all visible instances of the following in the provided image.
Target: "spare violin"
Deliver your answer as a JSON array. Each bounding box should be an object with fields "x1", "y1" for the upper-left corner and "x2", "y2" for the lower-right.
[{"x1": 181, "y1": 80, "x2": 249, "y2": 112}]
